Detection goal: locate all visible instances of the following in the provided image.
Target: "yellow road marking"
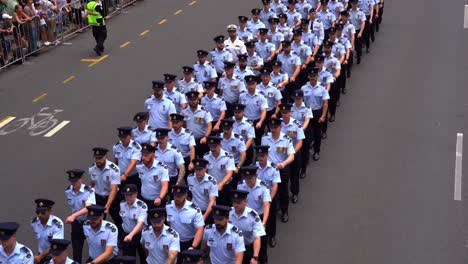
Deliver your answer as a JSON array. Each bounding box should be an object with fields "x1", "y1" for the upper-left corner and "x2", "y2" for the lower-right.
[
  {"x1": 120, "y1": 41, "x2": 131, "y2": 48},
  {"x1": 88, "y1": 54, "x2": 109, "y2": 68},
  {"x1": 158, "y1": 19, "x2": 167, "y2": 25},
  {"x1": 43, "y1": 121, "x2": 70, "y2": 137},
  {"x1": 174, "y1": 9, "x2": 183, "y2": 15},
  {"x1": 32, "y1": 93, "x2": 48, "y2": 103},
  {"x1": 62, "y1": 75, "x2": 76, "y2": 84},
  {"x1": 188, "y1": 1, "x2": 197, "y2": 6},
  {"x1": 80, "y1": 58, "x2": 96, "y2": 62},
  {"x1": 140, "y1": 30, "x2": 150, "y2": 36},
  {"x1": 0, "y1": 116, "x2": 15, "y2": 129}
]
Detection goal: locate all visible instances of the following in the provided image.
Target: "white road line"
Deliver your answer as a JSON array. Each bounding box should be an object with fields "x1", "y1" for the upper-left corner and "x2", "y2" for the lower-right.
[
  {"x1": 454, "y1": 133, "x2": 463, "y2": 201},
  {"x1": 465, "y1": 5, "x2": 468, "y2": 28},
  {"x1": 43, "y1": 121, "x2": 70, "y2": 137},
  {"x1": 0, "y1": 116, "x2": 16, "y2": 129}
]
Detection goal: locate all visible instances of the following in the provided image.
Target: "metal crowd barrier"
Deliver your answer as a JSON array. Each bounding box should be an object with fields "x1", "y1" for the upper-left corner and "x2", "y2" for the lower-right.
[{"x1": 0, "y1": 26, "x2": 24, "y2": 68}]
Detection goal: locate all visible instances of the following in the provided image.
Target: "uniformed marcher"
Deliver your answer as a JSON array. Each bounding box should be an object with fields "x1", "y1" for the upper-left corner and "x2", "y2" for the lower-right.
[
  {"x1": 178, "y1": 66, "x2": 204, "y2": 97},
  {"x1": 258, "y1": 68, "x2": 282, "y2": 123},
  {"x1": 276, "y1": 40, "x2": 301, "y2": 101},
  {"x1": 237, "y1": 167, "x2": 271, "y2": 263},
  {"x1": 245, "y1": 41, "x2": 264, "y2": 74},
  {"x1": 155, "y1": 128, "x2": 186, "y2": 187},
  {"x1": 111, "y1": 256, "x2": 136, "y2": 264},
  {"x1": 349, "y1": 0, "x2": 365, "y2": 64},
  {"x1": 358, "y1": 0, "x2": 375, "y2": 53},
  {"x1": 300, "y1": 19, "x2": 321, "y2": 57},
  {"x1": 231, "y1": 104, "x2": 256, "y2": 165},
  {"x1": 203, "y1": 136, "x2": 236, "y2": 206},
  {"x1": 83, "y1": 205, "x2": 118, "y2": 264},
  {"x1": 255, "y1": 28, "x2": 276, "y2": 63},
  {"x1": 136, "y1": 143, "x2": 169, "y2": 209},
  {"x1": 248, "y1": 8, "x2": 266, "y2": 39},
  {"x1": 49, "y1": 239, "x2": 76, "y2": 264},
  {"x1": 187, "y1": 159, "x2": 218, "y2": 222},
  {"x1": 210, "y1": 35, "x2": 234, "y2": 76},
  {"x1": 132, "y1": 112, "x2": 157, "y2": 146},
  {"x1": 335, "y1": 23, "x2": 352, "y2": 92},
  {"x1": 0, "y1": 222, "x2": 34, "y2": 264},
  {"x1": 180, "y1": 249, "x2": 204, "y2": 264},
  {"x1": 86, "y1": 0, "x2": 107, "y2": 56},
  {"x1": 277, "y1": 14, "x2": 292, "y2": 42},
  {"x1": 291, "y1": 29, "x2": 313, "y2": 84},
  {"x1": 317, "y1": 0, "x2": 336, "y2": 40},
  {"x1": 193, "y1": 50, "x2": 217, "y2": 83},
  {"x1": 270, "y1": 60, "x2": 289, "y2": 94},
  {"x1": 169, "y1": 114, "x2": 197, "y2": 181},
  {"x1": 218, "y1": 61, "x2": 246, "y2": 117},
  {"x1": 88, "y1": 147, "x2": 123, "y2": 239},
  {"x1": 220, "y1": 119, "x2": 247, "y2": 171},
  {"x1": 301, "y1": 68, "x2": 329, "y2": 161},
  {"x1": 239, "y1": 75, "x2": 268, "y2": 146},
  {"x1": 201, "y1": 81, "x2": 227, "y2": 134},
  {"x1": 254, "y1": 146, "x2": 281, "y2": 247},
  {"x1": 309, "y1": 8, "x2": 325, "y2": 44},
  {"x1": 267, "y1": 17, "x2": 284, "y2": 51},
  {"x1": 285, "y1": 0, "x2": 302, "y2": 28},
  {"x1": 224, "y1": 24, "x2": 247, "y2": 63},
  {"x1": 144, "y1": 80, "x2": 177, "y2": 130},
  {"x1": 119, "y1": 184, "x2": 147, "y2": 263},
  {"x1": 234, "y1": 54, "x2": 255, "y2": 82},
  {"x1": 270, "y1": 0, "x2": 287, "y2": 15},
  {"x1": 328, "y1": 0, "x2": 345, "y2": 19},
  {"x1": 296, "y1": 0, "x2": 312, "y2": 19},
  {"x1": 166, "y1": 185, "x2": 205, "y2": 261},
  {"x1": 323, "y1": 40, "x2": 341, "y2": 125},
  {"x1": 202, "y1": 205, "x2": 245, "y2": 264},
  {"x1": 64, "y1": 169, "x2": 96, "y2": 263},
  {"x1": 237, "y1": 16, "x2": 254, "y2": 42},
  {"x1": 164, "y1": 74, "x2": 187, "y2": 114},
  {"x1": 140, "y1": 208, "x2": 180, "y2": 264},
  {"x1": 113, "y1": 127, "x2": 142, "y2": 191},
  {"x1": 261, "y1": 118, "x2": 295, "y2": 223},
  {"x1": 182, "y1": 91, "x2": 213, "y2": 158},
  {"x1": 229, "y1": 190, "x2": 266, "y2": 264},
  {"x1": 259, "y1": 0, "x2": 277, "y2": 26},
  {"x1": 31, "y1": 199, "x2": 64, "y2": 264}
]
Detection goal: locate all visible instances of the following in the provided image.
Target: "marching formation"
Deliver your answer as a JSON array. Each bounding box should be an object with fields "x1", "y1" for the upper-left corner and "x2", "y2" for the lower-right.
[{"x1": 0, "y1": 0, "x2": 386, "y2": 263}]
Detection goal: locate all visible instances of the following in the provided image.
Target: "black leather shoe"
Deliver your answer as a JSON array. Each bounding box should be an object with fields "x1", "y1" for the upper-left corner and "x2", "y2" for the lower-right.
[
  {"x1": 342, "y1": 88, "x2": 347, "y2": 94},
  {"x1": 300, "y1": 171, "x2": 306, "y2": 179},
  {"x1": 322, "y1": 132, "x2": 327, "y2": 139},
  {"x1": 94, "y1": 47, "x2": 101, "y2": 56},
  {"x1": 292, "y1": 195, "x2": 298, "y2": 204},
  {"x1": 313, "y1": 152, "x2": 320, "y2": 161},
  {"x1": 329, "y1": 115, "x2": 335, "y2": 122},
  {"x1": 357, "y1": 57, "x2": 361, "y2": 64},
  {"x1": 269, "y1": 237, "x2": 277, "y2": 247},
  {"x1": 281, "y1": 212, "x2": 289, "y2": 223}
]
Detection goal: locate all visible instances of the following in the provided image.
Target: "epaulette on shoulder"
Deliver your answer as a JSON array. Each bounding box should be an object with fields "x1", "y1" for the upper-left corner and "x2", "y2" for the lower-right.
[
  {"x1": 231, "y1": 226, "x2": 243, "y2": 236},
  {"x1": 167, "y1": 227, "x2": 179, "y2": 238},
  {"x1": 31, "y1": 217, "x2": 38, "y2": 224},
  {"x1": 114, "y1": 141, "x2": 120, "y2": 146},
  {"x1": 84, "y1": 185, "x2": 94, "y2": 193},
  {"x1": 137, "y1": 200, "x2": 147, "y2": 209},
  {"x1": 143, "y1": 225, "x2": 151, "y2": 231},
  {"x1": 293, "y1": 119, "x2": 302, "y2": 128},
  {"x1": 208, "y1": 175, "x2": 217, "y2": 185},
  {"x1": 233, "y1": 133, "x2": 241, "y2": 139},
  {"x1": 190, "y1": 203, "x2": 201, "y2": 213},
  {"x1": 52, "y1": 218, "x2": 63, "y2": 228},
  {"x1": 250, "y1": 210, "x2": 261, "y2": 222},
  {"x1": 260, "y1": 180, "x2": 268, "y2": 188},
  {"x1": 205, "y1": 224, "x2": 214, "y2": 229},
  {"x1": 20, "y1": 246, "x2": 31, "y2": 257},
  {"x1": 83, "y1": 220, "x2": 90, "y2": 225},
  {"x1": 109, "y1": 163, "x2": 119, "y2": 173},
  {"x1": 65, "y1": 185, "x2": 72, "y2": 191},
  {"x1": 105, "y1": 222, "x2": 117, "y2": 233},
  {"x1": 185, "y1": 128, "x2": 192, "y2": 134},
  {"x1": 171, "y1": 145, "x2": 181, "y2": 152},
  {"x1": 157, "y1": 161, "x2": 168, "y2": 169},
  {"x1": 247, "y1": 119, "x2": 254, "y2": 124},
  {"x1": 132, "y1": 141, "x2": 141, "y2": 149}
]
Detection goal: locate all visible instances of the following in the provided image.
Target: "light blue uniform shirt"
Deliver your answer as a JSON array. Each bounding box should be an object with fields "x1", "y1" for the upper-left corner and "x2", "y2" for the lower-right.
[
  {"x1": 319, "y1": 67, "x2": 334, "y2": 87},
  {"x1": 247, "y1": 19, "x2": 266, "y2": 37},
  {"x1": 239, "y1": 90, "x2": 268, "y2": 121},
  {"x1": 83, "y1": 220, "x2": 118, "y2": 260},
  {"x1": 229, "y1": 207, "x2": 266, "y2": 245},
  {"x1": 119, "y1": 199, "x2": 148, "y2": 234},
  {"x1": 349, "y1": 9, "x2": 366, "y2": 30},
  {"x1": 203, "y1": 150, "x2": 236, "y2": 183},
  {"x1": 261, "y1": 132, "x2": 295, "y2": 164},
  {"x1": 277, "y1": 23, "x2": 292, "y2": 40},
  {"x1": 237, "y1": 27, "x2": 254, "y2": 42},
  {"x1": 302, "y1": 30, "x2": 321, "y2": 48},
  {"x1": 255, "y1": 40, "x2": 276, "y2": 61},
  {"x1": 324, "y1": 54, "x2": 341, "y2": 76},
  {"x1": 237, "y1": 179, "x2": 271, "y2": 215},
  {"x1": 257, "y1": 82, "x2": 282, "y2": 111},
  {"x1": 210, "y1": 48, "x2": 233, "y2": 73},
  {"x1": 88, "y1": 160, "x2": 121, "y2": 196},
  {"x1": 187, "y1": 173, "x2": 218, "y2": 211},
  {"x1": 221, "y1": 132, "x2": 246, "y2": 164},
  {"x1": 260, "y1": 8, "x2": 277, "y2": 25},
  {"x1": 144, "y1": 96, "x2": 177, "y2": 129},
  {"x1": 255, "y1": 161, "x2": 281, "y2": 192},
  {"x1": 285, "y1": 9, "x2": 302, "y2": 27},
  {"x1": 65, "y1": 184, "x2": 96, "y2": 221},
  {"x1": 31, "y1": 215, "x2": 64, "y2": 253},
  {"x1": 358, "y1": 0, "x2": 375, "y2": 16},
  {"x1": 136, "y1": 160, "x2": 169, "y2": 200},
  {"x1": 308, "y1": 0, "x2": 319, "y2": 9},
  {"x1": 113, "y1": 140, "x2": 142, "y2": 175},
  {"x1": 295, "y1": 1, "x2": 312, "y2": 18},
  {"x1": 201, "y1": 94, "x2": 227, "y2": 121},
  {"x1": 132, "y1": 125, "x2": 157, "y2": 145},
  {"x1": 328, "y1": 0, "x2": 345, "y2": 19},
  {"x1": 164, "y1": 88, "x2": 187, "y2": 114},
  {"x1": 141, "y1": 225, "x2": 180, "y2": 264},
  {"x1": 270, "y1": 1, "x2": 287, "y2": 14},
  {"x1": 311, "y1": 18, "x2": 325, "y2": 43},
  {"x1": 277, "y1": 52, "x2": 301, "y2": 77},
  {"x1": 268, "y1": 29, "x2": 284, "y2": 50},
  {"x1": 233, "y1": 66, "x2": 255, "y2": 85},
  {"x1": 155, "y1": 143, "x2": 185, "y2": 178},
  {"x1": 168, "y1": 128, "x2": 196, "y2": 158},
  {"x1": 182, "y1": 105, "x2": 213, "y2": 139},
  {"x1": 247, "y1": 52, "x2": 264, "y2": 75},
  {"x1": 341, "y1": 22, "x2": 356, "y2": 41},
  {"x1": 338, "y1": 36, "x2": 352, "y2": 50},
  {"x1": 48, "y1": 258, "x2": 76, "y2": 264},
  {"x1": 270, "y1": 71, "x2": 289, "y2": 92},
  {"x1": 232, "y1": 117, "x2": 255, "y2": 142},
  {"x1": 218, "y1": 75, "x2": 247, "y2": 104},
  {"x1": 166, "y1": 200, "x2": 205, "y2": 242},
  {"x1": 203, "y1": 223, "x2": 245, "y2": 264},
  {"x1": 301, "y1": 82, "x2": 330, "y2": 110},
  {"x1": 291, "y1": 103, "x2": 313, "y2": 126},
  {"x1": 193, "y1": 61, "x2": 217, "y2": 83},
  {"x1": 292, "y1": 41, "x2": 312, "y2": 64},
  {"x1": 177, "y1": 78, "x2": 203, "y2": 95},
  {"x1": 317, "y1": 9, "x2": 336, "y2": 29},
  {"x1": 0, "y1": 242, "x2": 33, "y2": 264},
  {"x1": 281, "y1": 118, "x2": 306, "y2": 147},
  {"x1": 332, "y1": 40, "x2": 346, "y2": 60}
]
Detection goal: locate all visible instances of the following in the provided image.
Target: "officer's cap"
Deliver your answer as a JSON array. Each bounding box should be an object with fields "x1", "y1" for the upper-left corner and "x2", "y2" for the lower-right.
[
  {"x1": 244, "y1": 75, "x2": 257, "y2": 84},
  {"x1": 309, "y1": 8, "x2": 317, "y2": 13},
  {"x1": 133, "y1": 111, "x2": 148, "y2": 122},
  {"x1": 238, "y1": 15, "x2": 249, "y2": 23},
  {"x1": 320, "y1": 0, "x2": 329, "y2": 4},
  {"x1": 117, "y1": 126, "x2": 133, "y2": 138},
  {"x1": 315, "y1": 54, "x2": 325, "y2": 62},
  {"x1": 259, "y1": 27, "x2": 268, "y2": 35},
  {"x1": 226, "y1": 24, "x2": 237, "y2": 31},
  {"x1": 185, "y1": 91, "x2": 199, "y2": 100},
  {"x1": 182, "y1": 66, "x2": 195, "y2": 74},
  {"x1": 148, "y1": 208, "x2": 166, "y2": 222},
  {"x1": 207, "y1": 136, "x2": 222, "y2": 145},
  {"x1": 329, "y1": 27, "x2": 337, "y2": 34},
  {"x1": 171, "y1": 184, "x2": 189, "y2": 196},
  {"x1": 196, "y1": 49, "x2": 209, "y2": 57},
  {"x1": 323, "y1": 40, "x2": 334, "y2": 47},
  {"x1": 221, "y1": 119, "x2": 235, "y2": 129},
  {"x1": 121, "y1": 184, "x2": 138, "y2": 195},
  {"x1": 288, "y1": 0, "x2": 297, "y2": 5},
  {"x1": 340, "y1": 10, "x2": 349, "y2": 17},
  {"x1": 268, "y1": 17, "x2": 279, "y2": 24},
  {"x1": 224, "y1": 61, "x2": 236, "y2": 69},
  {"x1": 272, "y1": 60, "x2": 282, "y2": 67},
  {"x1": 260, "y1": 67, "x2": 271, "y2": 75},
  {"x1": 239, "y1": 165, "x2": 258, "y2": 178},
  {"x1": 335, "y1": 23, "x2": 344, "y2": 30},
  {"x1": 237, "y1": 54, "x2": 248, "y2": 61},
  {"x1": 204, "y1": 81, "x2": 217, "y2": 89},
  {"x1": 112, "y1": 256, "x2": 136, "y2": 264},
  {"x1": 0, "y1": 222, "x2": 19, "y2": 240},
  {"x1": 231, "y1": 190, "x2": 249, "y2": 202},
  {"x1": 192, "y1": 158, "x2": 209, "y2": 169},
  {"x1": 92, "y1": 147, "x2": 108, "y2": 158},
  {"x1": 155, "y1": 128, "x2": 170, "y2": 139},
  {"x1": 152, "y1": 80, "x2": 165, "y2": 90},
  {"x1": 170, "y1": 113, "x2": 185, "y2": 122},
  {"x1": 50, "y1": 239, "x2": 71, "y2": 256},
  {"x1": 213, "y1": 35, "x2": 225, "y2": 43},
  {"x1": 254, "y1": 145, "x2": 270, "y2": 155},
  {"x1": 291, "y1": 89, "x2": 304, "y2": 98},
  {"x1": 301, "y1": 18, "x2": 310, "y2": 25},
  {"x1": 233, "y1": 103, "x2": 246, "y2": 112},
  {"x1": 280, "y1": 103, "x2": 293, "y2": 112},
  {"x1": 66, "y1": 169, "x2": 85, "y2": 182},
  {"x1": 349, "y1": 0, "x2": 358, "y2": 3},
  {"x1": 308, "y1": 67, "x2": 320, "y2": 76},
  {"x1": 281, "y1": 40, "x2": 292, "y2": 47},
  {"x1": 86, "y1": 205, "x2": 105, "y2": 220},
  {"x1": 164, "y1": 73, "x2": 177, "y2": 83},
  {"x1": 211, "y1": 205, "x2": 230, "y2": 220},
  {"x1": 278, "y1": 13, "x2": 288, "y2": 19},
  {"x1": 181, "y1": 249, "x2": 204, "y2": 264},
  {"x1": 140, "y1": 143, "x2": 156, "y2": 153},
  {"x1": 261, "y1": 0, "x2": 271, "y2": 5},
  {"x1": 293, "y1": 29, "x2": 303, "y2": 36},
  {"x1": 35, "y1": 198, "x2": 55, "y2": 210},
  {"x1": 251, "y1": 8, "x2": 261, "y2": 15},
  {"x1": 269, "y1": 117, "x2": 282, "y2": 128},
  {"x1": 245, "y1": 41, "x2": 256, "y2": 49}
]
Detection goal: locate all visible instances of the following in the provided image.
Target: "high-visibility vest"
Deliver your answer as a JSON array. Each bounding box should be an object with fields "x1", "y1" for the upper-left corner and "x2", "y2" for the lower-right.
[{"x1": 86, "y1": 1, "x2": 105, "y2": 26}]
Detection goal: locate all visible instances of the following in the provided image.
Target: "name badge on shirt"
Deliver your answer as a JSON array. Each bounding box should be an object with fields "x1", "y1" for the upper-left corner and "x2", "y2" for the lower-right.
[
  {"x1": 101, "y1": 239, "x2": 107, "y2": 247},
  {"x1": 276, "y1": 147, "x2": 287, "y2": 153},
  {"x1": 208, "y1": 238, "x2": 216, "y2": 247},
  {"x1": 204, "y1": 188, "x2": 209, "y2": 195},
  {"x1": 133, "y1": 214, "x2": 136, "y2": 219},
  {"x1": 153, "y1": 175, "x2": 159, "y2": 182},
  {"x1": 287, "y1": 130, "x2": 297, "y2": 138},
  {"x1": 220, "y1": 164, "x2": 226, "y2": 171},
  {"x1": 204, "y1": 71, "x2": 208, "y2": 77},
  {"x1": 268, "y1": 92, "x2": 274, "y2": 97},
  {"x1": 232, "y1": 146, "x2": 237, "y2": 152},
  {"x1": 106, "y1": 175, "x2": 110, "y2": 181},
  {"x1": 258, "y1": 195, "x2": 262, "y2": 200},
  {"x1": 241, "y1": 129, "x2": 247, "y2": 135},
  {"x1": 227, "y1": 243, "x2": 233, "y2": 251},
  {"x1": 163, "y1": 244, "x2": 169, "y2": 251},
  {"x1": 195, "y1": 117, "x2": 204, "y2": 124},
  {"x1": 230, "y1": 85, "x2": 238, "y2": 91}
]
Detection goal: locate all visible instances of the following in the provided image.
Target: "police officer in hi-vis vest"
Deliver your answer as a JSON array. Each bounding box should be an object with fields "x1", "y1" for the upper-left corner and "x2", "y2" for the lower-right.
[{"x1": 86, "y1": 0, "x2": 107, "y2": 56}]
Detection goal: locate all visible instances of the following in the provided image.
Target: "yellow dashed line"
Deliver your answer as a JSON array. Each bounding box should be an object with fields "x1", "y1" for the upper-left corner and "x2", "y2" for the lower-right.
[
  {"x1": 62, "y1": 75, "x2": 76, "y2": 84},
  {"x1": 32, "y1": 93, "x2": 48, "y2": 103},
  {"x1": 188, "y1": 0, "x2": 197, "y2": 6},
  {"x1": 0, "y1": 115, "x2": 12, "y2": 124},
  {"x1": 140, "y1": 30, "x2": 150, "y2": 36},
  {"x1": 120, "y1": 41, "x2": 131, "y2": 48},
  {"x1": 88, "y1": 54, "x2": 109, "y2": 68},
  {"x1": 174, "y1": 9, "x2": 183, "y2": 15},
  {"x1": 158, "y1": 19, "x2": 167, "y2": 25}
]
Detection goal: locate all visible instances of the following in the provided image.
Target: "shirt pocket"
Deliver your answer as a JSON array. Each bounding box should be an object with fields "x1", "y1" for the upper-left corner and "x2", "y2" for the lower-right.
[{"x1": 181, "y1": 216, "x2": 192, "y2": 224}]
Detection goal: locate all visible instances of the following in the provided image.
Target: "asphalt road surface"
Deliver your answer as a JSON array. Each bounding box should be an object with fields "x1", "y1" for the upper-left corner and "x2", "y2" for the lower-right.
[{"x1": 1, "y1": 0, "x2": 468, "y2": 263}]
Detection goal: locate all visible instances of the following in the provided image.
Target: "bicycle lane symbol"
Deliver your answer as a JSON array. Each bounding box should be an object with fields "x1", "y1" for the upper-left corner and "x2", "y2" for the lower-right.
[{"x1": 0, "y1": 107, "x2": 70, "y2": 137}]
